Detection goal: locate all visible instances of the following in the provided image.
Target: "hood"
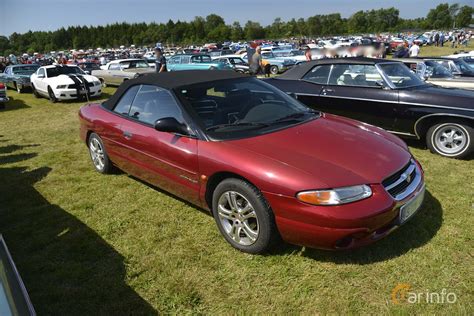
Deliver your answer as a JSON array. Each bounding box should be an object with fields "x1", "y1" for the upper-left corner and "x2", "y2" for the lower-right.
[
  {"x1": 225, "y1": 114, "x2": 411, "y2": 189},
  {"x1": 402, "y1": 85, "x2": 474, "y2": 110},
  {"x1": 56, "y1": 74, "x2": 97, "y2": 83}
]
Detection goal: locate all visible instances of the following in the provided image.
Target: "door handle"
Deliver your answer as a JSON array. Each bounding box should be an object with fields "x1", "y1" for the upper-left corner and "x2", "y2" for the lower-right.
[
  {"x1": 123, "y1": 131, "x2": 133, "y2": 139},
  {"x1": 322, "y1": 88, "x2": 334, "y2": 93}
]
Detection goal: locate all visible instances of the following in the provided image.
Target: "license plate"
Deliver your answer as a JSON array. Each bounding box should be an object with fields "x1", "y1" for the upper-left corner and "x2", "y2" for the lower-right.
[{"x1": 399, "y1": 186, "x2": 425, "y2": 224}]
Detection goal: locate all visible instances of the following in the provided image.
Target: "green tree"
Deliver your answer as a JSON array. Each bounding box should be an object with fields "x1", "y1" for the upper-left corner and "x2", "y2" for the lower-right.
[{"x1": 455, "y1": 5, "x2": 474, "y2": 27}]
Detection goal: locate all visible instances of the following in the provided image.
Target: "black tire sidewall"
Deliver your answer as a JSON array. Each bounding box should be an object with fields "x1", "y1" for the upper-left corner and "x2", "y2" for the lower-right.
[
  {"x1": 212, "y1": 178, "x2": 278, "y2": 254},
  {"x1": 427, "y1": 122, "x2": 473, "y2": 159},
  {"x1": 32, "y1": 84, "x2": 40, "y2": 98},
  {"x1": 48, "y1": 87, "x2": 57, "y2": 103}
]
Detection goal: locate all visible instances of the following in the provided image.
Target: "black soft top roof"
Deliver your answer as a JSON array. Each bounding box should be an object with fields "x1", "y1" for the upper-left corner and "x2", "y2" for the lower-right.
[
  {"x1": 278, "y1": 57, "x2": 400, "y2": 79},
  {"x1": 103, "y1": 70, "x2": 248, "y2": 110}
]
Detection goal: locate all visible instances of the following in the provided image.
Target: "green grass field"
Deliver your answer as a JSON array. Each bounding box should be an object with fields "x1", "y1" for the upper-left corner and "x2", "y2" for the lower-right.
[{"x1": 0, "y1": 46, "x2": 473, "y2": 314}]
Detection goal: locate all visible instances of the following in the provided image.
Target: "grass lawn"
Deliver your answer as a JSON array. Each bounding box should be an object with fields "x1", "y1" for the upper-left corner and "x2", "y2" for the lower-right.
[
  {"x1": 0, "y1": 69, "x2": 473, "y2": 314},
  {"x1": 419, "y1": 41, "x2": 473, "y2": 57}
]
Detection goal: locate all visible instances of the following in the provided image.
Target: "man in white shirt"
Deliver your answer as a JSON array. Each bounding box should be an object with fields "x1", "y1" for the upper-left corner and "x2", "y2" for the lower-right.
[{"x1": 409, "y1": 43, "x2": 420, "y2": 57}]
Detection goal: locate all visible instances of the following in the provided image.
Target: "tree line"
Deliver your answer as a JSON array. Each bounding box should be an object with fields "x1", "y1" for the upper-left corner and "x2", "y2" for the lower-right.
[{"x1": 0, "y1": 3, "x2": 472, "y2": 55}]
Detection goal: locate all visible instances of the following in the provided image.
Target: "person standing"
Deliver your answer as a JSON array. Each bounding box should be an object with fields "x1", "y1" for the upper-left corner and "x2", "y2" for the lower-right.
[
  {"x1": 154, "y1": 47, "x2": 167, "y2": 73},
  {"x1": 250, "y1": 46, "x2": 263, "y2": 76},
  {"x1": 434, "y1": 32, "x2": 440, "y2": 47},
  {"x1": 304, "y1": 46, "x2": 312, "y2": 61},
  {"x1": 409, "y1": 42, "x2": 420, "y2": 57}
]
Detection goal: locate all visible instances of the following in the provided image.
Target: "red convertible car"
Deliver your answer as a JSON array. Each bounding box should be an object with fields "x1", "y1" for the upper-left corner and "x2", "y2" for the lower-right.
[{"x1": 79, "y1": 71, "x2": 425, "y2": 254}]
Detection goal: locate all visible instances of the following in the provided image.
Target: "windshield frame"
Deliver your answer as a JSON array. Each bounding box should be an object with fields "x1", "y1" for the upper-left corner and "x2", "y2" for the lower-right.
[
  {"x1": 173, "y1": 77, "x2": 320, "y2": 141},
  {"x1": 46, "y1": 65, "x2": 85, "y2": 77},
  {"x1": 12, "y1": 65, "x2": 40, "y2": 75},
  {"x1": 377, "y1": 62, "x2": 427, "y2": 89}
]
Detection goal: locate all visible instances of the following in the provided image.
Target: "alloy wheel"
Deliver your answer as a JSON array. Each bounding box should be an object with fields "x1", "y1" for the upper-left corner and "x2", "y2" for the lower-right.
[
  {"x1": 89, "y1": 137, "x2": 105, "y2": 171},
  {"x1": 217, "y1": 191, "x2": 259, "y2": 246}
]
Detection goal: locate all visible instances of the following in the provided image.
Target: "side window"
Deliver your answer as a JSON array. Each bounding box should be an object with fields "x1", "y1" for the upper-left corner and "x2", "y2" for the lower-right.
[
  {"x1": 113, "y1": 85, "x2": 140, "y2": 115},
  {"x1": 328, "y1": 64, "x2": 382, "y2": 87},
  {"x1": 169, "y1": 56, "x2": 180, "y2": 64},
  {"x1": 109, "y1": 63, "x2": 120, "y2": 70},
  {"x1": 4, "y1": 67, "x2": 10, "y2": 74},
  {"x1": 38, "y1": 68, "x2": 45, "y2": 77},
  {"x1": 129, "y1": 85, "x2": 184, "y2": 125},
  {"x1": 302, "y1": 65, "x2": 331, "y2": 84}
]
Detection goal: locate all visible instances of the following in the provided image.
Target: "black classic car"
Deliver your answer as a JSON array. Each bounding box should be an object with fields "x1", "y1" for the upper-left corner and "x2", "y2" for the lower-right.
[{"x1": 266, "y1": 58, "x2": 474, "y2": 159}]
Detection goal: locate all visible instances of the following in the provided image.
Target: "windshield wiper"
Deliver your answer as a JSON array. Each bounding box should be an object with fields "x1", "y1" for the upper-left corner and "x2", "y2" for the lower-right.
[
  {"x1": 270, "y1": 110, "x2": 319, "y2": 124},
  {"x1": 206, "y1": 121, "x2": 270, "y2": 131}
]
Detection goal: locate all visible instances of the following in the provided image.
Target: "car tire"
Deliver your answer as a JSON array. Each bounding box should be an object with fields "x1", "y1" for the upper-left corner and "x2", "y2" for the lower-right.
[
  {"x1": 269, "y1": 65, "x2": 279, "y2": 75},
  {"x1": 426, "y1": 122, "x2": 473, "y2": 159},
  {"x1": 15, "y1": 83, "x2": 22, "y2": 93},
  {"x1": 212, "y1": 178, "x2": 280, "y2": 254},
  {"x1": 88, "y1": 133, "x2": 114, "y2": 174},
  {"x1": 100, "y1": 79, "x2": 106, "y2": 88},
  {"x1": 32, "y1": 84, "x2": 40, "y2": 98},
  {"x1": 47, "y1": 86, "x2": 57, "y2": 103}
]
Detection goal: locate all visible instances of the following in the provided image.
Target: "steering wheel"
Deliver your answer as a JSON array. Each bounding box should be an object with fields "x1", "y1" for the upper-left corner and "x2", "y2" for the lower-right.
[{"x1": 395, "y1": 77, "x2": 405, "y2": 85}]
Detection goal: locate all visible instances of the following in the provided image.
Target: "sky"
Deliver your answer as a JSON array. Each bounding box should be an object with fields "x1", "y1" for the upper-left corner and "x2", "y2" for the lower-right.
[{"x1": 1, "y1": 0, "x2": 472, "y2": 36}]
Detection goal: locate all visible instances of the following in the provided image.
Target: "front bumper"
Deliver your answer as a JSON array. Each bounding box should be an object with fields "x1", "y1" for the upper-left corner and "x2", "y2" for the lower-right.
[
  {"x1": 54, "y1": 87, "x2": 102, "y2": 100},
  {"x1": 264, "y1": 162, "x2": 425, "y2": 250},
  {"x1": 0, "y1": 95, "x2": 9, "y2": 104}
]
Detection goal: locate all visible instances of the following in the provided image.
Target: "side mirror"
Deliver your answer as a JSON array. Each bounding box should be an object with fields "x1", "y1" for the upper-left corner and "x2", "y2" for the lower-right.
[
  {"x1": 287, "y1": 92, "x2": 298, "y2": 99},
  {"x1": 37, "y1": 74, "x2": 45, "y2": 79},
  {"x1": 154, "y1": 117, "x2": 189, "y2": 136},
  {"x1": 375, "y1": 80, "x2": 385, "y2": 88}
]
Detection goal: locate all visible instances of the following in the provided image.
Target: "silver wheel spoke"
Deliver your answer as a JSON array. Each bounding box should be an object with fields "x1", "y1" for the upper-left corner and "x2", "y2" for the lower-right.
[
  {"x1": 218, "y1": 205, "x2": 234, "y2": 220},
  {"x1": 225, "y1": 192, "x2": 238, "y2": 211},
  {"x1": 241, "y1": 222, "x2": 258, "y2": 241},
  {"x1": 231, "y1": 224, "x2": 241, "y2": 243}
]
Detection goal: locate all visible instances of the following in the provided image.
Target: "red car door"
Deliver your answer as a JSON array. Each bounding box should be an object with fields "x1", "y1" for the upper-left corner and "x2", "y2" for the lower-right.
[{"x1": 117, "y1": 85, "x2": 200, "y2": 205}]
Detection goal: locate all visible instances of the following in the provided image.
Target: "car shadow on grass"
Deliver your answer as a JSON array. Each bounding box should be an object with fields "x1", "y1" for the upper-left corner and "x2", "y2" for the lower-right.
[
  {"x1": 0, "y1": 144, "x2": 157, "y2": 314},
  {"x1": 0, "y1": 95, "x2": 30, "y2": 112},
  {"x1": 269, "y1": 190, "x2": 443, "y2": 264}
]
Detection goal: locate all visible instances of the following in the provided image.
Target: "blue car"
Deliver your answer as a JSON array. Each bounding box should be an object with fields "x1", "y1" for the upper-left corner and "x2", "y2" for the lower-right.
[
  {"x1": 167, "y1": 54, "x2": 232, "y2": 71},
  {"x1": 3, "y1": 64, "x2": 40, "y2": 93}
]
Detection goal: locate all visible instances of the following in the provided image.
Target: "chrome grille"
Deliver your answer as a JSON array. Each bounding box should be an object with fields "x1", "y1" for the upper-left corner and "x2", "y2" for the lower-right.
[{"x1": 383, "y1": 159, "x2": 419, "y2": 200}]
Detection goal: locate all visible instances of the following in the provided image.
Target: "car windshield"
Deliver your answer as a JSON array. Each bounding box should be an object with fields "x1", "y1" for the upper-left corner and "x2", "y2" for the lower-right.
[
  {"x1": 46, "y1": 66, "x2": 84, "y2": 77},
  {"x1": 229, "y1": 58, "x2": 244, "y2": 64},
  {"x1": 424, "y1": 61, "x2": 453, "y2": 79},
  {"x1": 176, "y1": 77, "x2": 319, "y2": 140},
  {"x1": 379, "y1": 63, "x2": 426, "y2": 88},
  {"x1": 453, "y1": 59, "x2": 474, "y2": 74},
  {"x1": 12, "y1": 65, "x2": 39, "y2": 75},
  {"x1": 120, "y1": 60, "x2": 149, "y2": 69}
]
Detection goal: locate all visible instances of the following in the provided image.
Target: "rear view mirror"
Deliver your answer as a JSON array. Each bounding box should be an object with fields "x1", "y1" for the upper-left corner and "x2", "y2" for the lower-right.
[{"x1": 154, "y1": 117, "x2": 189, "y2": 136}]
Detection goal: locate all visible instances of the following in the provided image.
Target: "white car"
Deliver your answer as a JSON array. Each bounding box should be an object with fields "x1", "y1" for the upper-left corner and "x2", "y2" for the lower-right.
[{"x1": 30, "y1": 65, "x2": 102, "y2": 102}]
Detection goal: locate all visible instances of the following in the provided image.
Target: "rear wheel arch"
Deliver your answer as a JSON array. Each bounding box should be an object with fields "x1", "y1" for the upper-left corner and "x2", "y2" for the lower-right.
[{"x1": 415, "y1": 114, "x2": 474, "y2": 140}]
